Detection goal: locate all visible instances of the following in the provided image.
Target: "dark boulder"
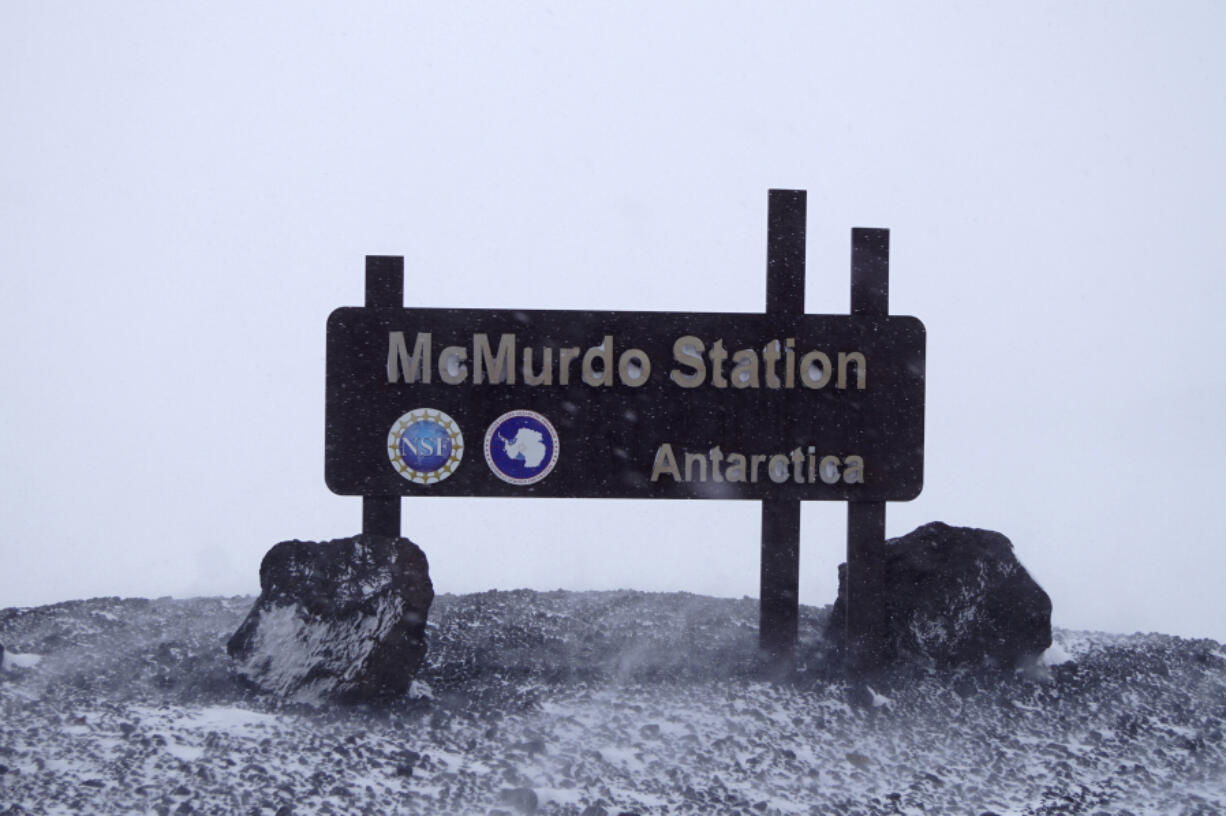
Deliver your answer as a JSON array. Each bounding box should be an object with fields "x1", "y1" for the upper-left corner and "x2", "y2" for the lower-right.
[
  {"x1": 227, "y1": 534, "x2": 433, "y2": 703},
  {"x1": 827, "y1": 522, "x2": 1052, "y2": 669}
]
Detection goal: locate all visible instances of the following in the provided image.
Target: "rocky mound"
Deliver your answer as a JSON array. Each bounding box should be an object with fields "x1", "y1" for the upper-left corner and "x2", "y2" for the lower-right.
[
  {"x1": 227, "y1": 535, "x2": 434, "y2": 704},
  {"x1": 828, "y1": 522, "x2": 1052, "y2": 669}
]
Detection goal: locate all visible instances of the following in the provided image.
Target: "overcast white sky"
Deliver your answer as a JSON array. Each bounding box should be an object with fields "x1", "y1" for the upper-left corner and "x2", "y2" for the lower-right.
[{"x1": 3, "y1": 2, "x2": 1224, "y2": 642}]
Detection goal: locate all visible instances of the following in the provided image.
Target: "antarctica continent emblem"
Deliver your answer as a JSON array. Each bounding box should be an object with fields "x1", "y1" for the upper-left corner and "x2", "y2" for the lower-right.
[
  {"x1": 485, "y1": 410, "x2": 560, "y2": 486},
  {"x1": 388, "y1": 408, "x2": 464, "y2": 484}
]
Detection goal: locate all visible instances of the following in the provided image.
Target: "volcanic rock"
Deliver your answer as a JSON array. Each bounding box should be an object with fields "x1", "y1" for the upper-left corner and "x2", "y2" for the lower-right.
[
  {"x1": 227, "y1": 534, "x2": 433, "y2": 703},
  {"x1": 827, "y1": 522, "x2": 1052, "y2": 669}
]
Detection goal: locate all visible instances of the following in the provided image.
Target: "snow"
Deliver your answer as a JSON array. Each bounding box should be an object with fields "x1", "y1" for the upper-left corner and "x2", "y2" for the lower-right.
[
  {"x1": 2, "y1": 649, "x2": 43, "y2": 670},
  {"x1": 538, "y1": 786, "x2": 588, "y2": 808},
  {"x1": 865, "y1": 685, "x2": 892, "y2": 708},
  {"x1": 1053, "y1": 628, "x2": 1128, "y2": 659},
  {"x1": 594, "y1": 745, "x2": 648, "y2": 771},
  {"x1": 133, "y1": 704, "x2": 283, "y2": 737},
  {"x1": 1041, "y1": 640, "x2": 1073, "y2": 665},
  {"x1": 408, "y1": 678, "x2": 434, "y2": 699},
  {"x1": 162, "y1": 741, "x2": 205, "y2": 762}
]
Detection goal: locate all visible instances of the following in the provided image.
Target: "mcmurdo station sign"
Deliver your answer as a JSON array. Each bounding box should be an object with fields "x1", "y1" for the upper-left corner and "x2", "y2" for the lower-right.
[
  {"x1": 325, "y1": 190, "x2": 926, "y2": 673},
  {"x1": 327, "y1": 308, "x2": 924, "y2": 501}
]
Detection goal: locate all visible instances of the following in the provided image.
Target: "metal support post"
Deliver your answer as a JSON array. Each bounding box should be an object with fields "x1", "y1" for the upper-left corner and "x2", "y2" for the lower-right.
[
  {"x1": 759, "y1": 189, "x2": 806, "y2": 657},
  {"x1": 362, "y1": 255, "x2": 404, "y2": 538},
  {"x1": 846, "y1": 228, "x2": 890, "y2": 683}
]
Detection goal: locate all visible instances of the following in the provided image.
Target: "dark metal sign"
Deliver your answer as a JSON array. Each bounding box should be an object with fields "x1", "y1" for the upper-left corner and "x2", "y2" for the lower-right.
[{"x1": 326, "y1": 307, "x2": 925, "y2": 501}]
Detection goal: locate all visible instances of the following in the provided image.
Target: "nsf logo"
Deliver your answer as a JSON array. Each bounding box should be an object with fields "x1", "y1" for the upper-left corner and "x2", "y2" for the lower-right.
[
  {"x1": 484, "y1": 410, "x2": 560, "y2": 486},
  {"x1": 387, "y1": 408, "x2": 464, "y2": 484}
]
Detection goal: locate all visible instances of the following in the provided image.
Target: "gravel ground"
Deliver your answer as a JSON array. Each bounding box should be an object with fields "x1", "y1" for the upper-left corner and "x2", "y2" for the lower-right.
[{"x1": 2, "y1": 591, "x2": 1224, "y2": 815}]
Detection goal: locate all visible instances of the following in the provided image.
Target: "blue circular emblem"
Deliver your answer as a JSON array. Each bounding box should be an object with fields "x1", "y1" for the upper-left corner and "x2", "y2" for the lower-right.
[
  {"x1": 388, "y1": 408, "x2": 463, "y2": 484},
  {"x1": 484, "y1": 410, "x2": 559, "y2": 485}
]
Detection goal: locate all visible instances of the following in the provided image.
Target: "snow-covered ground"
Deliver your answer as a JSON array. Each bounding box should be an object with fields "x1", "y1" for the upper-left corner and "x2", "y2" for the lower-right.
[{"x1": 2, "y1": 591, "x2": 1224, "y2": 815}]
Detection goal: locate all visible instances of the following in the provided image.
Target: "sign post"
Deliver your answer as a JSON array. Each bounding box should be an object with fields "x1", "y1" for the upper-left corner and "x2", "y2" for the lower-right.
[
  {"x1": 361, "y1": 255, "x2": 404, "y2": 538},
  {"x1": 847, "y1": 227, "x2": 892, "y2": 683},
  {"x1": 759, "y1": 189, "x2": 806, "y2": 658},
  {"x1": 326, "y1": 192, "x2": 925, "y2": 684}
]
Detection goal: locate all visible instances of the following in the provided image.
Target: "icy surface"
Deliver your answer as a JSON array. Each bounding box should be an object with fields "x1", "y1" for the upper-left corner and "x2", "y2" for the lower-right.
[{"x1": 1, "y1": 591, "x2": 1224, "y2": 815}]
